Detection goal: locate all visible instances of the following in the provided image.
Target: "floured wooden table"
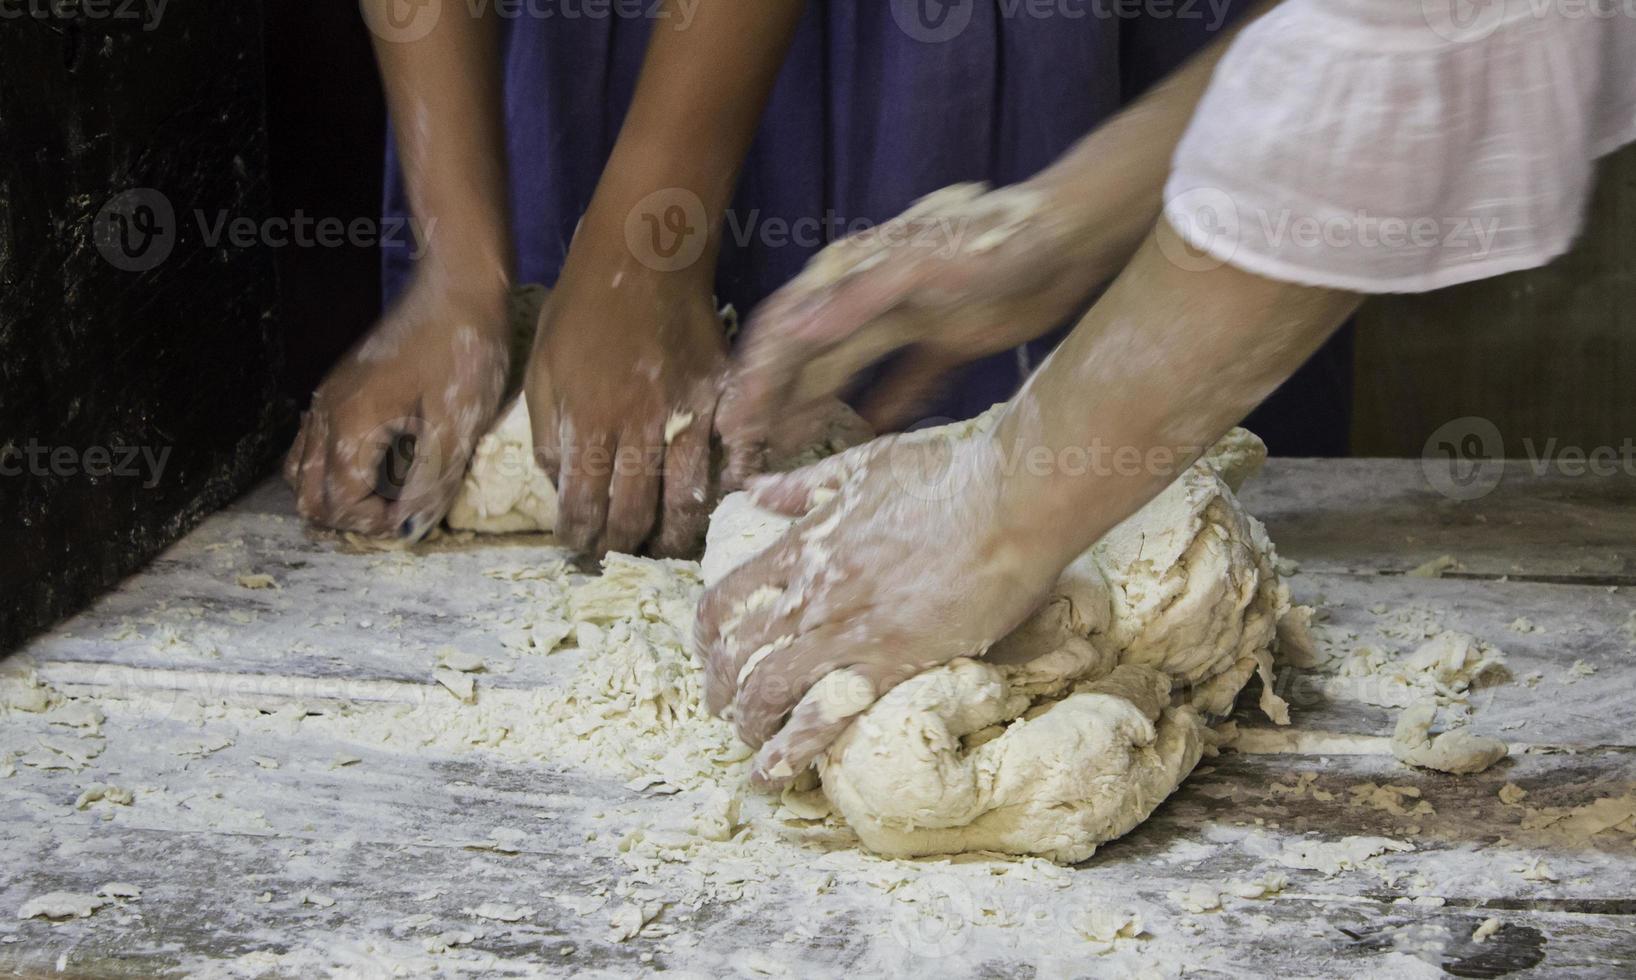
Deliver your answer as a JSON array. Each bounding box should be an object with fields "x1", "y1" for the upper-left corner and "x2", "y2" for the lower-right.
[{"x1": 2, "y1": 461, "x2": 1634, "y2": 977}]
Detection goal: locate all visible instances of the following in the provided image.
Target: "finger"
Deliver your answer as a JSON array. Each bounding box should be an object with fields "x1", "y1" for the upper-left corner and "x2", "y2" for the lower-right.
[
  {"x1": 385, "y1": 417, "x2": 466, "y2": 541},
  {"x1": 782, "y1": 309, "x2": 922, "y2": 411},
  {"x1": 716, "y1": 271, "x2": 888, "y2": 485},
  {"x1": 696, "y1": 563, "x2": 795, "y2": 717},
  {"x1": 730, "y1": 622, "x2": 932, "y2": 751},
  {"x1": 601, "y1": 432, "x2": 661, "y2": 557},
  {"x1": 283, "y1": 411, "x2": 311, "y2": 489},
  {"x1": 555, "y1": 425, "x2": 614, "y2": 556},
  {"x1": 523, "y1": 383, "x2": 561, "y2": 487},
  {"x1": 652, "y1": 394, "x2": 717, "y2": 559},
  {"x1": 746, "y1": 439, "x2": 881, "y2": 515},
  {"x1": 324, "y1": 438, "x2": 393, "y2": 536},
  {"x1": 857, "y1": 347, "x2": 962, "y2": 432},
  {"x1": 762, "y1": 398, "x2": 872, "y2": 466},
  {"x1": 748, "y1": 663, "x2": 894, "y2": 789},
  {"x1": 293, "y1": 411, "x2": 331, "y2": 523},
  {"x1": 715, "y1": 376, "x2": 769, "y2": 493}
]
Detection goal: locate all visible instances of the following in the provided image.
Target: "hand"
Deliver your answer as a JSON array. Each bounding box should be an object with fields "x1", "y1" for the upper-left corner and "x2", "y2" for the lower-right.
[
  {"x1": 694, "y1": 421, "x2": 1065, "y2": 788},
  {"x1": 718, "y1": 179, "x2": 1115, "y2": 484},
  {"x1": 285, "y1": 277, "x2": 509, "y2": 540},
  {"x1": 525, "y1": 259, "x2": 726, "y2": 559}
]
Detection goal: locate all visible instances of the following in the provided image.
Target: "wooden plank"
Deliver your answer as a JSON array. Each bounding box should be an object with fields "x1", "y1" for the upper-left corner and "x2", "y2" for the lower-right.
[
  {"x1": 6, "y1": 464, "x2": 1636, "y2": 975},
  {"x1": 2, "y1": 698, "x2": 1632, "y2": 977},
  {"x1": 1240, "y1": 460, "x2": 1636, "y2": 581},
  {"x1": 1243, "y1": 570, "x2": 1636, "y2": 747},
  {"x1": 16, "y1": 498, "x2": 584, "y2": 693}
]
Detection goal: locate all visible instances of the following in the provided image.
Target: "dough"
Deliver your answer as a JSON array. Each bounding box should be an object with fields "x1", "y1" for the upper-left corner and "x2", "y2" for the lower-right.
[
  {"x1": 700, "y1": 426, "x2": 1294, "y2": 862},
  {"x1": 447, "y1": 396, "x2": 560, "y2": 534},
  {"x1": 1389, "y1": 699, "x2": 1507, "y2": 775}
]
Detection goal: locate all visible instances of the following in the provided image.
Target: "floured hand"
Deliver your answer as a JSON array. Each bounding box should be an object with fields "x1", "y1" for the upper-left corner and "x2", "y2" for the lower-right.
[
  {"x1": 718, "y1": 179, "x2": 1114, "y2": 483},
  {"x1": 694, "y1": 420, "x2": 1065, "y2": 788},
  {"x1": 285, "y1": 278, "x2": 509, "y2": 541},
  {"x1": 526, "y1": 261, "x2": 726, "y2": 559}
]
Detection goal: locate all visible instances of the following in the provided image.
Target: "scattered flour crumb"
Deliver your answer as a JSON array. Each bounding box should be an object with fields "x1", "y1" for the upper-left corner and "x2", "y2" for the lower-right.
[
  {"x1": 1072, "y1": 908, "x2": 1145, "y2": 951},
  {"x1": 434, "y1": 668, "x2": 477, "y2": 704},
  {"x1": 74, "y1": 784, "x2": 135, "y2": 810},
  {"x1": 17, "y1": 892, "x2": 109, "y2": 920},
  {"x1": 609, "y1": 901, "x2": 664, "y2": 941},
  {"x1": 1498, "y1": 783, "x2": 1528, "y2": 806},
  {"x1": 470, "y1": 903, "x2": 534, "y2": 923},
  {"x1": 97, "y1": 882, "x2": 141, "y2": 899},
  {"x1": 436, "y1": 646, "x2": 485, "y2": 673},
  {"x1": 235, "y1": 573, "x2": 279, "y2": 590},
  {"x1": 1559, "y1": 660, "x2": 1597, "y2": 684},
  {"x1": 1406, "y1": 555, "x2": 1459, "y2": 578}
]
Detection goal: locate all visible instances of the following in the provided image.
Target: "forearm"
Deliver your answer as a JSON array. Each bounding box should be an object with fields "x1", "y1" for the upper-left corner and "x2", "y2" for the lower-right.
[
  {"x1": 577, "y1": 0, "x2": 807, "y2": 261},
  {"x1": 365, "y1": 0, "x2": 511, "y2": 292},
  {"x1": 1034, "y1": 0, "x2": 1280, "y2": 283},
  {"x1": 992, "y1": 218, "x2": 1360, "y2": 569}
]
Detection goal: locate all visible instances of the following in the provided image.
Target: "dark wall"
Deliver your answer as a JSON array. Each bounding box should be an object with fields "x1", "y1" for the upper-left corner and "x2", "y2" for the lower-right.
[
  {"x1": 262, "y1": 0, "x2": 386, "y2": 403},
  {"x1": 0, "y1": 2, "x2": 387, "y2": 654},
  {"x1": 0, "y1": 3, "x2": 282, "y2": 652},
  {"x1": 1354, "y1": 145, "x2": 1636, "y2": 458}
]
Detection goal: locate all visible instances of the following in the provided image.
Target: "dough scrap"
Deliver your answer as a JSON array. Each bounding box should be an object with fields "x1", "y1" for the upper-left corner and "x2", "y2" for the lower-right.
[
  {"x1": 18, "y1": 891, "x2": 109, "y2": 920},
  {"x1": 701, "y1": 426, "x2": 1294, "y2": 862},
  {"x1": 1389, "y1": 699, "x2": 1507, "y2": 775}
]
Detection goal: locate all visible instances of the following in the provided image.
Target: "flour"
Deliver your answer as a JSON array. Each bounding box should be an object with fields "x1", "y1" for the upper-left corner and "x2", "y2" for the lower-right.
[
  {"x1": 1246, "y1": 833, "x2": 1414, "y2": 877},
  {"x1": 702, "y1": 428, "x2": 1296, "y2": 862}
]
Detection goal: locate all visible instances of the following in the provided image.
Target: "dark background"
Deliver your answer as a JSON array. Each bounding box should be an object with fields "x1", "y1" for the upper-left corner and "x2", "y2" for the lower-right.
[{"x1": 0, "y1": 1, "x2": 384, "y2": 652}]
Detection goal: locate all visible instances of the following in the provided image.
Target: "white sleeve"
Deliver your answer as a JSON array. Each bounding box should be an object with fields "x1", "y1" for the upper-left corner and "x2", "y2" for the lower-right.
[{"x1": 1162, "y1": 0, "x2": 1636, "y2": 294}]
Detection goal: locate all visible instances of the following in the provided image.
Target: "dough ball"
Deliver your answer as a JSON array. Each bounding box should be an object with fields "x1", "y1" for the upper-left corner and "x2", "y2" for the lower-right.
[
  {"x1": 819, "y1": 662, "x2": 1206, "y2": 864},
  {"x1": 696, "y1": 422, "x2": 1291, "y2": 862}
]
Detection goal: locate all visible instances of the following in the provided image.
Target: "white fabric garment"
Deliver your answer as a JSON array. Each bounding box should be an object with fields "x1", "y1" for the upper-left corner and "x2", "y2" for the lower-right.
[{"x1": 1164, "y1": 0, "x2": 1636, "y2": 293}]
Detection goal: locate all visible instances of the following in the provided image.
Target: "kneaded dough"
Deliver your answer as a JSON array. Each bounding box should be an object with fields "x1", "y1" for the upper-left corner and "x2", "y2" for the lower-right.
[
  {"x1": 701, "y1": 425, "x2": 1293, "y2": 863},
  {"x1": 447, "y1": 396, "x2": 560, "y2": 534}
]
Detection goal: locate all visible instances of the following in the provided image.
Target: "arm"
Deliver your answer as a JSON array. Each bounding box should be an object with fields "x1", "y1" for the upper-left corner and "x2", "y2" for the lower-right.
[
  {"x1": 365, "y1": 0, "x2": 512, "y2": 294},
  {"x1": 527, "y1": 0, "x2": 808, "y2": 559},
  {"x1": 719, "y1": 0, "x2": 1280, "y2": 467},
  {"x1": 697, "y1": 217, "x2": 1359, "y2": 787},
  {"x1": 286, "y1": 3, "x2": 513, "y2": 539}
]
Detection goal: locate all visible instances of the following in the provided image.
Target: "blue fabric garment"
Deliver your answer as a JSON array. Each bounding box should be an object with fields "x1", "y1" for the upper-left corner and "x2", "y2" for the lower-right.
[{"x1": 382, "y1": 1, "x2": 1352, "y2": 453}]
